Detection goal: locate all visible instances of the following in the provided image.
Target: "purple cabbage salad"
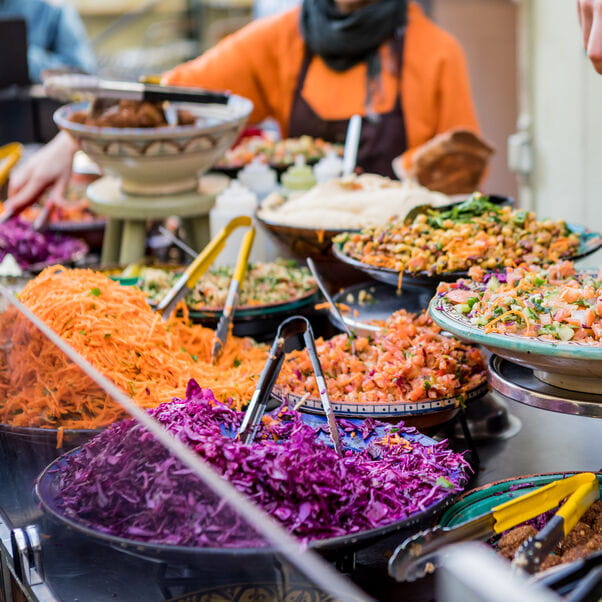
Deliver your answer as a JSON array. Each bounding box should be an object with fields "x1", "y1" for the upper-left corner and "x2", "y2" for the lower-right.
[
  {"x1": 54, "y1": 379, "x2": 470, "y2": 548},
  {"x1": 0, "y1": 218, "x2": 87, "y2": 269}
]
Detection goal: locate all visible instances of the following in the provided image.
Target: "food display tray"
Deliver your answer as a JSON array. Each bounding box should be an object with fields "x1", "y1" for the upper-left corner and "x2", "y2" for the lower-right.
[{"x1": 328, "y1": 280, "x2": 435, "y2": 335}]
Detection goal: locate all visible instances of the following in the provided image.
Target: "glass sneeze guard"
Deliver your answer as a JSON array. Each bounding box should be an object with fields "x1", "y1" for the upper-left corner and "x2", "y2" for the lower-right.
[{"x1": 0, "y1": 284, "x2": 372, "y2": 602}]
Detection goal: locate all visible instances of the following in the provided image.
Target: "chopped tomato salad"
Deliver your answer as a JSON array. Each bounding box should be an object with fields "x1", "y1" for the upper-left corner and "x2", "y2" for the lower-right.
[{"x1": 277, "y1": 310, "x2": 486, "y2": 404}]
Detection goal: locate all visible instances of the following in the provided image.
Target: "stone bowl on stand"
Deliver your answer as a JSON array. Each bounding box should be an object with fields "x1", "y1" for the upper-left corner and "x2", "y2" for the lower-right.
[{"x1": 53, "y1": 97, "x2": 253, "y2": 196}]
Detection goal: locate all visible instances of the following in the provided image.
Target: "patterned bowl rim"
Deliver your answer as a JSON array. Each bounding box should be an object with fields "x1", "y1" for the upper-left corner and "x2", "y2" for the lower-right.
[
  {"x1": 53, "y1": 98, "x2": 253, "y2": 140},
  {"x1": 429, "y1": 279, "x2": 602, "y2": 360}
]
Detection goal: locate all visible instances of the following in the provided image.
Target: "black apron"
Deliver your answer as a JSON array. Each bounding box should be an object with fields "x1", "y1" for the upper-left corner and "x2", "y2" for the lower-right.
[{"x1": 288, "y1": 33, "x2": 407, "y2": 178}]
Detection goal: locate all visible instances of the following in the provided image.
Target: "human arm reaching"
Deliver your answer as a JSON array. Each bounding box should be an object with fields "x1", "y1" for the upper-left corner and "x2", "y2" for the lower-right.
[
  {"x1": 578, "y1": 0, "x2": 602, "y2": 73},
  {"x1": 3, "y1": 132, "x2": 77, "y2": 219}
]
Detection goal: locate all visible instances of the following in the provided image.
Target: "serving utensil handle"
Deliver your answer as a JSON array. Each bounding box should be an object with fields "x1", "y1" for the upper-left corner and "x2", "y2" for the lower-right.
[{"x1": 238, "y1": 315, "x2": 343, "y2": 455}]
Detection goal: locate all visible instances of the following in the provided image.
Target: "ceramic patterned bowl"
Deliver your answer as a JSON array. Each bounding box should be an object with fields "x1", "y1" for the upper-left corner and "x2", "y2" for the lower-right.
[
  {"x1": 430, "y1": 283, "x2": 602, "y2": 394},
  {"x1": 54, "y1": 98, "x2": 253, "y2": 196}
]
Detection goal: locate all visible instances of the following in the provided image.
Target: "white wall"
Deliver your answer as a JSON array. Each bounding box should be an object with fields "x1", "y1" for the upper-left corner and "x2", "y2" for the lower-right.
[
  {"x1": 432, "y1": 0, "x2": 518, "y2": 200},
  {"x1": 528, "y1": 0, "x2": 602, "y2": 233}
]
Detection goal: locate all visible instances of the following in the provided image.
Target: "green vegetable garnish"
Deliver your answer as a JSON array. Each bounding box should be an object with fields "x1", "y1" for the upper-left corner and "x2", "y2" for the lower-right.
[
  {"x1": 513, "y1": 210, "x2": 528, "y2": 226},
  {"x1": 436, "y1": 476, "x2": 455, "y2": 489},
  {"x1": 426, "y1": 193, "x2": 499, "y2": 228}
]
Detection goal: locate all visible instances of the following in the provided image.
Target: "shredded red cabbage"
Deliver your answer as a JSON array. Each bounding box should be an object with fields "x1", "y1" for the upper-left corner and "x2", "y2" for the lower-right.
[
  {"x1": 0, "y1": 218, "x2": 87, "y2": 269},
  {"x1": 55, "y1": 380, "x2": 469, "y2": 547},
  {"x1": 482, "y1": 271, "x2": 508, "y2": 284}
]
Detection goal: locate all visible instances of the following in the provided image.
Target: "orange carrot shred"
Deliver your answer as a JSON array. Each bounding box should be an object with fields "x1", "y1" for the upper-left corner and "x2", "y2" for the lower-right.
[{"x1": 0, "y1": 266, "x2": 267, "y2": 430}]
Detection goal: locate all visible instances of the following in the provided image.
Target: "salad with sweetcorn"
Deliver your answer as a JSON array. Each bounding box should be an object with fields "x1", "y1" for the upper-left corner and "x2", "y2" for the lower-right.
[
  {"x1": 122, "y1": 259, "x2": 316, "y2": 310},
  {"x1": 336, "y1": 194, "x2": 581, "y2": 275}
]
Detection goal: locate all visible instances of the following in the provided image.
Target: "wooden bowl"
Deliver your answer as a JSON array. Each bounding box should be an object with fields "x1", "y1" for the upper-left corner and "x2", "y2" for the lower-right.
[{"x1": 255, "y1": 213, "x2": 365, "y2": 291}]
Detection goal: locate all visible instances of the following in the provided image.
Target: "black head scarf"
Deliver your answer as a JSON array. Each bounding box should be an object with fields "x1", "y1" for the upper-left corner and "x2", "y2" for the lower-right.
[{"x1": 300, "y1": 0, "x2": 407, "y2": 76}]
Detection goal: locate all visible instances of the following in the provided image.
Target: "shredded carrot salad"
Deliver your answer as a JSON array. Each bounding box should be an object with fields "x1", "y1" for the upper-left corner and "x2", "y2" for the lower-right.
[
  {"x1": 336, "y1": 195, "x2": 580, "y2": 275},
  {"x1": 277, "y1": 310, "x2": 485, "y2": 404},
  {"x1": 438, "y1": 261, "x2": 602, "y2": 344},
  {"x1": 0, "y1": 266, "x2": 267, "y2": 429}
]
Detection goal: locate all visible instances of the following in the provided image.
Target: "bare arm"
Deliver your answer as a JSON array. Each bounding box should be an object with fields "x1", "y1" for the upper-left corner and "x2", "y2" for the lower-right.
[
  {"x1": 4, "y1": 132, "x2": 77, "y2": 217},
  {"x1": 578, "y1": 0, "x2": 602, "y2": 73}
]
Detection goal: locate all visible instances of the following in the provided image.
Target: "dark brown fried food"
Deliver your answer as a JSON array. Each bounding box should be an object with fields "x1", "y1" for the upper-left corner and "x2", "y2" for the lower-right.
[
  {"x1": 135, "y1": 101, "x2": 166, "y2": 127},
  {"x1": 557, "y1": 522, "x2": 593, "y2": 553},
  {"x1": 498, "y1": 545, "x2": 515, "y2": 560},
  {"x1": 69, "y1": 100, "x2": 196, "y2": 128},
  {"x1": 561, "y1": 545, "x2": 591, "y2": 564},
  {"x1": 91, "y1": 100, "x2": 167, "y2": 128},
  {"x1": 540, "y1": 554, "x2": 563, "y2": 571},
  {"x1": 593, "y1": 513, "x2": 602, "y2": 534},
  {"x1": 70, "y1": 110, "x2": 87, "y2": 124},
  {"x1": 177, "y1": 109, "x2": 196, "y2": 125},
  {"x1": 585, "y1": 534, "x2": 602, "y2": 551},
  {"x1": 497, "y1": 525, "x2": 537, "y2": 558},
  {"x1": 581, "y1": 500, "x2": 602, "y2": 526}
]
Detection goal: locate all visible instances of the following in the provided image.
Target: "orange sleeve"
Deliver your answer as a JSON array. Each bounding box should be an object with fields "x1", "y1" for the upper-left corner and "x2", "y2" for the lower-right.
[
  {"x1": 162, "y1": 11, "x2": 302, "y2": 129},
  {"x1": 432, "y1": 37, "x2": 479, "y2": 135},
  {"x1": 399, "y1": 5, "x2": 480, "y2": 172}
]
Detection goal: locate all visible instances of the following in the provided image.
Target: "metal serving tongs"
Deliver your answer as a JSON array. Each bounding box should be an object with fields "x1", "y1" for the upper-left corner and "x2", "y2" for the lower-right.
[
  {"x1": 210, "y1": 226, "x2": 255, "y2": 363},
  {"x1": 237, "y1": 315, "x2": 343, "y2": 456},
  {"x1": 535, "y1": 550, "x2": 602, "y2": 601},
  {"x1": 388, "y1": 472, "x2": 599, "y2": 582},
  {"x1": 513, "y1": 473, "x2": 600, "y2": 574},
  {"x1": 156, "y1": 216, "x2": 252, "y2": 320},
  {"x1": 44, "y1": 73, "x2": 229, "y2": 106}
]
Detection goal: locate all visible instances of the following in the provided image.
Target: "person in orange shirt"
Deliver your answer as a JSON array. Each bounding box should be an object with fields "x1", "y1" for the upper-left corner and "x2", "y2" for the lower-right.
[
  {"x1": 164, "y1": 0, "x2": 479, "y2": 178},
  {"x1": 5, "y1": 0, "x2": 481, "y2": 213}
]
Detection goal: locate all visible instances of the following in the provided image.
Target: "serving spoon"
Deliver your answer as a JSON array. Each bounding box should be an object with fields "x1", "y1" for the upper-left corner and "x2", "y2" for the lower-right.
[{"x1": 306, "y1": 257, "x2": 357, "y2": 356}]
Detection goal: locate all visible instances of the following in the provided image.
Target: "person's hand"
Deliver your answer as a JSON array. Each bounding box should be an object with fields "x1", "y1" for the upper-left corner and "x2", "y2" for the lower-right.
[
  {"x1": 578, "y1": 0, "x2": 602, "y2": 73},
  {"x1": 4, "y1": 131, "x2": 78, "y2": 218}
]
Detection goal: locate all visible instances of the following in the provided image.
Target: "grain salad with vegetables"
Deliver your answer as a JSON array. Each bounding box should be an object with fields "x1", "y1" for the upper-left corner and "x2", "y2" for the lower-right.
[
  {"x1": 438, "y1": 261, "x2": 602, "y2": 343},
  {"x1": 336, "y1": 194, "x2": 580, "y2": 275},
  {"x1": 123, "y1": 259, "x2": 316, "y2": 310}
]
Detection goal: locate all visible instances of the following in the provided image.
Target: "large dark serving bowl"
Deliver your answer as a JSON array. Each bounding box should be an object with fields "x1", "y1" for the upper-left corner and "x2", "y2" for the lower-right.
[{"x1": 36, "y1": 413, "x2": 473, "y2": 564}]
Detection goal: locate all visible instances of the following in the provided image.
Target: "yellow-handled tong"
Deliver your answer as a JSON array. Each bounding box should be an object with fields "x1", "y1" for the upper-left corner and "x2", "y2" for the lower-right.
[
  {"x1": 210, "y1": 226, "x2": 255, "y2": 363},
  {"x1": 0, "y1": 143, "x2": 24, "y2": 224},
  {"x1": 388, "y1": 472, "x2": 599, "y2": 582},
  {"x1": 513, "y1": 474, "x2": 599, "y2": 573},
  {"x1": 156, "y1": 216, "x2": 253, "y2": 320},
  {"x1": 0, "y1": 142, "x2": 22, "y2": 189}
]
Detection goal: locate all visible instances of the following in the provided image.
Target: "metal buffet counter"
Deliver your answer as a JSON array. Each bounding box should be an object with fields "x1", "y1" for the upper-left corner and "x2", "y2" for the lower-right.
[
  {"x1": 2, "y1": 388, "x2": 601, "y2": 602},
  {"x1": 2, "y1": 263, "x2": 602, "y2": 601}
]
